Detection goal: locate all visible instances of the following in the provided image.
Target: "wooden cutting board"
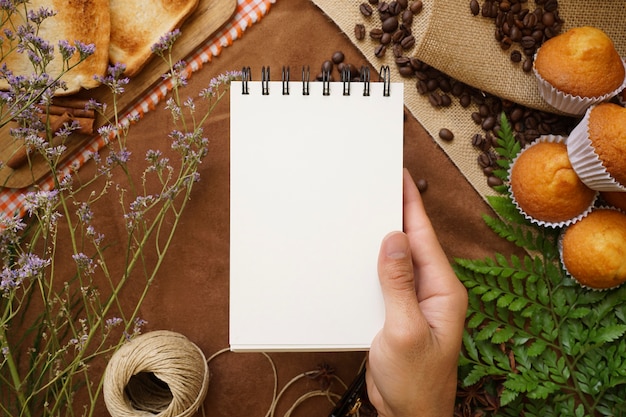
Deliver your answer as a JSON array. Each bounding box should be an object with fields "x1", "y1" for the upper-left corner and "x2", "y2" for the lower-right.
[{"x1": 0, "y1": 0, "x2": 237, "y2": 189}]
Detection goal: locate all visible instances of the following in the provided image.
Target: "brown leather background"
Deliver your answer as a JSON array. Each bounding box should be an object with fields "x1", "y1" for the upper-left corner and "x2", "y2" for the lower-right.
[{"x1": 64, "y1": 0, "x2": 522, "y2": 415}]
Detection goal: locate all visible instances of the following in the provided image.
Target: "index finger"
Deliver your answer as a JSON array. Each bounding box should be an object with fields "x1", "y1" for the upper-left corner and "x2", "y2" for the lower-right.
[{"x1": 402, "y1": 169, "x2": 464, "y2": 302}]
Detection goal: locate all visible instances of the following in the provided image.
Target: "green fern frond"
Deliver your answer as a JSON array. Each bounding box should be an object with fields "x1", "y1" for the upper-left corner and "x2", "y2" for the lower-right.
[{"x1": 455, "y1": 112, "x2": 626, "y2": 416}]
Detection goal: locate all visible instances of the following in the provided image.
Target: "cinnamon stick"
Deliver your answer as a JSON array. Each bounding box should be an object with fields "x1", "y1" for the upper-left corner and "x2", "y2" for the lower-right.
[
  {"x1": 6, "y1": 112, "x2": 72, "y2": 169},
  {"x1": 39, "y1": 114, "x2": 95, "y2": 135},
  {"x1": 40, "y1": 104, "x2": 95, "y2": 119}
]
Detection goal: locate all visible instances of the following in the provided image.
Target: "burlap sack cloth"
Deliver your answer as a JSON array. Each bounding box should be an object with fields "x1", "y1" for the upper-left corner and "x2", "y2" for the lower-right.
[{"x1": 311, "y1": 0, "x2": 626, "y2": 199}]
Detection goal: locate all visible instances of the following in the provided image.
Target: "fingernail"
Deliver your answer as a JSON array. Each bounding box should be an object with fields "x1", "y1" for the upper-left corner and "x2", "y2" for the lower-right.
[{"x1": 384, "y1": 232, "x2": 409, "y2": 259}]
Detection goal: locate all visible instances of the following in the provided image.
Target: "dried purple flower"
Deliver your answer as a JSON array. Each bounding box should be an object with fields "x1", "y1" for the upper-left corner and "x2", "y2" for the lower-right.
[{"x1": 150, "y1": 29, "x2": 181, "y2": 56}]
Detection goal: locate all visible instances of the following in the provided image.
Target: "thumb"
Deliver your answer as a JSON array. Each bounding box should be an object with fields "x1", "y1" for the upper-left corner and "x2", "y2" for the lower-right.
[{"x1": 378, "y1": 231, "x2": 421, "y2": 327}]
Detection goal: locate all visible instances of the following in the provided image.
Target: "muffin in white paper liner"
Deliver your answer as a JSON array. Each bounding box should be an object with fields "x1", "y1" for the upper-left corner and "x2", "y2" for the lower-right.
[
  {"x1": 508, "y1": 135, "x2": 598, "y2": 229},
  {"x1": 533, "y1": 58, "x2": 626, "y2": 116},
  {"x1": 567, "y1": 105, "x2": 626, "y2": 192},
  {"x1": 558, "y1": 206, "x2": 626, "y2": 291}
]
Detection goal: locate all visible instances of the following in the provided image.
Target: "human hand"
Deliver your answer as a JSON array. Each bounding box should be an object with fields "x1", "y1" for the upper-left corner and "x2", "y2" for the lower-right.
[{"x1": 366, "y1": 169, "x2": 468, "y2": 417}]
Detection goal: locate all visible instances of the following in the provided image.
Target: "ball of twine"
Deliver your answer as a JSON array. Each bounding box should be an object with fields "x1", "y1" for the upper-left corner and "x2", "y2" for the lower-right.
[{"x1": 103, "y1": 330, "x2": 209, "y2": 417}]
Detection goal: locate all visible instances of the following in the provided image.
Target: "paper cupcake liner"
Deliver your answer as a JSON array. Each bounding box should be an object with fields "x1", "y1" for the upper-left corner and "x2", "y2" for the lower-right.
[
  {"x1": 567, "y1": 105, "x2": 626, "y2": 192},
  {"x1": 533, "y1": 58, "x2": 626, "y2": 116},
  {"x1": 558, "y1": 206, "x2": 626, "y2": 291},
  {"x1": 508, "y1": 135, "x2": 598, "y2": 229}
]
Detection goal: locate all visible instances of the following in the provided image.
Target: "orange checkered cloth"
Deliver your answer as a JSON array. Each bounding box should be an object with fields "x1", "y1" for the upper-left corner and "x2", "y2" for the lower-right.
[{"x1": 0, "y1": 0, "x2": 275, "y2": 220}]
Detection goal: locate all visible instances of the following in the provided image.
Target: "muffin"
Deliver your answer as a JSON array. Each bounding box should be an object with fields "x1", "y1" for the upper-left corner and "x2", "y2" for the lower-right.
[
  {"x1": 534, "y1": 26, "x2": 626, "y2": 115},
  {"x1": 509, "y1": 136, "x2": 597, "y2": 227},
  {"x1": 560, "y1": 208, "x2": 626, "y2": 290},
  {"x1": 567, "y1": 103, "x2": 626, "y2": 191},
  {"x1": 602, "y1": 191, "x2": 626, "y2": 211}
]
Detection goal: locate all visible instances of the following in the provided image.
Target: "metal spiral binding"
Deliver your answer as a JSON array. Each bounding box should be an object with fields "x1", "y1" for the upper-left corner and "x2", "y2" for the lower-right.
[
  {"x1": 302, "y1": 66, "x2": 310, "y2": 96},
  {"x1": 322, "y1": 68, "x2": 331, "y2": 96},
  {"x1": 241, "y1": 66, "x2": 387, "y2": 97},
  {"x1": 282, "y1": 66, "x2": 290, "y2": 95},
  {"x1": 360, "y1": 66, "x2": 370, "y2": 97},
  {"x1": 341, "y1": 66, "x2": 351, "y2": 96},
  {"x1": 261, "y1": 66, "x2": 270, "y2": 95},
  {"x1": 241, "y1": 66, "x2": 251, "y2": 95},
  {"x1": 379, "y1": 65, "x2": 391, "y2": 97}
]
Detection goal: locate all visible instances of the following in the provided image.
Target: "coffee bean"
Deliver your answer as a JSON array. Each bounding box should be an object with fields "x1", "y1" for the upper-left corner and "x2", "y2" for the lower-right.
[
  {"x1": 321, "y1": 60, "x2": 333, "y2": 73},
  {"x1": 471, "y1": 133, "x2": 484, "y2": 148},
  {"x1": 410, "y1": 0, "x2": 423, "y2": 14},
  {"x1": 481, "y1": 115, "x2": 497, "y2": 131},
  {"x1": 439, "y1": 78, "x2": 452, "y2": 93},
  {"x1": 471, "y1": 112, "x2": 482, "y2": 125},
  {"x1": 470, "y1": 0, "x2": 480, "y2": 15},
  {"x1": 374, "y1": 44, "x2": 387, "y2": 57},
  {"x1": 478, "y1": 153, "x2": 492, "y2": 168},
  {"x1": 391, "y1": 29, "x2": 405, "y2": 43},
  {"x1": 369, "y1": 28, "x2": 384, "y2": 39},
  {"x1": 398, "y1": 65, "x2": 414, "y2": 77},
  {"x1": 520, "y1": 35, "x2": 536, "y2": 49},
  {"x1": 544, "y1": 0, "x2": 558, "y2": 12},
  {"x1": 438, "y1": 128, "x2": 454, "y2": 141},
  {"x1": 397, "y1": 0, "x2": 408, "y2": 9},
  {"x1": 368, "y1": 0, "x2": 379, "y2": 4},
  {"x1": 359, "y1": 2, "x2": 374, "y2": 16},
  {"x1": 428, "y1": 92, "x2": 442, "y2": 107},
  {"x1": 331, "y1": 51, "x2": 345, "y2": 64},
  {"x1": 400, "y1": 35, "x2": 415, "y2": 49},
  {"x1": 381, "y1": 32, "x2": 392, "y2": 44},
  {"x1": 402, "y1": 9, "x2": 414, "y2": 25},
  {"x1": 509, "y1": 26, "x2": 522, "y2": 42},
  {"x1": 382, "y1": 16, "x2": 399, "y2": 32},
  {"x1": 388, "y1": 1, "x2": 402, "y2": 15},
  {"x1": 416, "y1": 178, "x2": 428, "y2": 193},
  {"x1": 510, "y1": 50, "x2": 522, "y2": 63},
  {"x1": 522, "y1": 58, "x2": 533, "y2": 72},
  {"x1": 426, "y1": 78, "x2": 439, "y2": 91},
  {"x1": 354, "y1": 23, "x2": 366, "y2": 40},
  {"x1": 416, "y1": 79, "x2": 428, "y2": 94},
  {"x1": 393, "y1": 44, "x2": 403, "y2": 57},
  {"x1": 487, "y1": 175, "x2": 504, "y2": 188}
]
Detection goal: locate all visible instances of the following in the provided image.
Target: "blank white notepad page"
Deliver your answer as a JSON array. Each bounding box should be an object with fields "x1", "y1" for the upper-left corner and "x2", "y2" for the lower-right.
[{"x1": 229, "y1": 79, "x2": 403, "y2": 351}]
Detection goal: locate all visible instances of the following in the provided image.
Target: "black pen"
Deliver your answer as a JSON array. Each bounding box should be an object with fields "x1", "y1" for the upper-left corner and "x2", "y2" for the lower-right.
[{"x1": 328, "y1": 367, "x2": 367, "y2": 417}]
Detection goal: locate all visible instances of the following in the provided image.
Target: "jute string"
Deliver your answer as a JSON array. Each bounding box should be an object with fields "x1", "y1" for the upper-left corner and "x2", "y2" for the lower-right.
[
  {"x1": 310, "y1": 0, "x2": 626, "y2": 200},
  {"x1": 103, "y1": 330, "x2": 209, "y2": 417}
]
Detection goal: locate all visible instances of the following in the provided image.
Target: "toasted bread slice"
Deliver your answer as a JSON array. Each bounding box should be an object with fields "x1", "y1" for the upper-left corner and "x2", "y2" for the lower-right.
[
  {"x1": 0, "y1": 0, "x2": 110, "y2": 95},
  {"x1": 108, "y1": 0, "x2": 200, "y2": 77}
]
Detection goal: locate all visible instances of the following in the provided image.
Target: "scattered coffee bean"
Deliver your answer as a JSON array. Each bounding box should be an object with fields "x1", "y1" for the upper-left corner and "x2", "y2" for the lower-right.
[
  {"x1": 331, "y1": 51, "x2": 345, "y2": 64},
  {"x1": 439, "y1": 128, "x2": 454, "y2": 141},
  {"x1": 369, "y1": 28, "x2": 384, "y2": 39},
  {"x1": 354, "y1": 23, "x2": 366, "y2": 40},
  {"x1": 522, "y1": 58, "x2": 533, "y2": 72},
  {"x1": 400, "y1": 34, "x2": 415, "y2": 49},
  {"x1": 487, "y1": 175, "x2": 504, "y2": 188},
  {"x1": 359, "y1": 2, "x2": 374, "y2": 16},
  {"x1": 382, "y1": 16, "x2": 399, "y2": 33},
  {"x1": 402, "y1": 9, "x2": 413, "y2": 25},
  {"x1": 416, "y1": 178, "x2": 428, "y2": 193},
  {"x1": 374, "y1": 44, "x2": 387, "y2": 57},
  {"x1": 470, "y1": 0, "x2": 479, "y2": 15},
  {"x1": 410, "y1": 0, "x2": 423, "y2": 14}
]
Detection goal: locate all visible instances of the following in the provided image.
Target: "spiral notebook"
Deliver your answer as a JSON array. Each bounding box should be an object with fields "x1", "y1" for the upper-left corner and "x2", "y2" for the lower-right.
[{"x1": 229, "y1": 66, "x2": 403, "y2": 352}]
